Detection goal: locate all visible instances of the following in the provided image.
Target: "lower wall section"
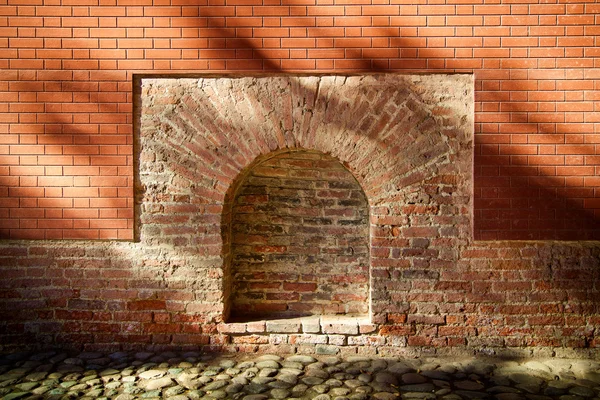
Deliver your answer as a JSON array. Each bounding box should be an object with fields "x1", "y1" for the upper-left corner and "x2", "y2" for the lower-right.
[{"x1": 0, "y1": 240, "x2": 598, "y2": 357}]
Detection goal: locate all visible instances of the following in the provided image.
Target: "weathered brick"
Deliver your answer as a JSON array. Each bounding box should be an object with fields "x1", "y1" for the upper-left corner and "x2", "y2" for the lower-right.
[
  {"x1": 269, "y1": 334, "x2": 288, "y2": 345},
  {"x1": 302, "y1": 318, "x2": 321, "y2": 333},
  {"x1": 322, "y1": 323, "x2": 359, "y2": 335},
  {"x1": 385, "y1": 336, "x2": 408, "y2": 347},
  {"x1": 289, "y1": 334, "x2": 328, "y2": 344},
  {"x1": 2, "y1": 70, "x2": 599, "y2": 356},
  {"x1": 229, "y1": 150, "x2": 369, "y2": 320},
  {"x1": 328, "y1": 335, "x2": 346, "y2": 346},
  {"x1": 359, "y1": 323, "x2": 378, "y2": 334},
  {"x1": 231, "y1": 335, "x2": 269, "y2": 344},
  {"x1": 127, "y1": 300, "x2": 166, "y2": 311},
  {"x1": 218, "y1": 323, "x2": 247, "y2": 334},
  {"x1": 246, "y1": 321, "x2": 266, "y2": 333},
  {"x1": 347, "y1": 336, "x2": 386, "y2": 346},
  {"x1": 407, "y1": 315, "x2": 446, "y2": 325},
  {"x1": 315, "y1": 344, "x2": 339, "y2": 355},
  {"x1": 265, "y1": 321, "x2": 301, "y2": 333}
]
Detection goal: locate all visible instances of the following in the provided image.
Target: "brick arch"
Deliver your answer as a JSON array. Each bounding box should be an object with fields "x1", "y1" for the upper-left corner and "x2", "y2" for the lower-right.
[
  {"x1": 139, "y1": 74, "x2": 473, "y2": 324},
  {"x1": 223, "y1": 148, "x2": 370, "y2": 321},
  {"x1": 141, "y1": 75, "x2": 471, "y2": 207}
]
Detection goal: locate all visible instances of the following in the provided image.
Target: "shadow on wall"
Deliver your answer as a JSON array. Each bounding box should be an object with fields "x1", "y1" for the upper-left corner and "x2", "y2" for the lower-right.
[
  {"x1": 1, "y1": 3, "x2": 599, "y2": 240},
  {"x1": 0, "y1": 77, "x2": 132, "y2": 240},
  {"x1": 223, "y1": 149, "x2": 371, "y2": 322},
  {"x1": 0, "y1": 239, "x2": 229, "y2": 352},
  {"x1": 190, "y1": 4, "x2": 600, "y2": 240},
  {"x1": 474, "y1": 88, "x2": 600, "y2": 240},
  {"x1": 136, "y1": 72, "x2": 473, "y2": 327},
  {"x1": 0, "y1": 1, "x2": 599, "y2": 352}
]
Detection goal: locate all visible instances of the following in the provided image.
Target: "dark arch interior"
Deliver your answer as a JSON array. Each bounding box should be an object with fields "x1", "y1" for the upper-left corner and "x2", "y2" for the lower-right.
[{"x1": 225, "y1": 149, "x2": 370, "y2": 322}]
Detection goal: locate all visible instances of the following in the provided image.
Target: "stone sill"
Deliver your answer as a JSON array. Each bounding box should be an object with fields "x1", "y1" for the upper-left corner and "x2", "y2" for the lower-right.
[{"x1": 219, "y1": 315, "x2": 377, "y2": 335}]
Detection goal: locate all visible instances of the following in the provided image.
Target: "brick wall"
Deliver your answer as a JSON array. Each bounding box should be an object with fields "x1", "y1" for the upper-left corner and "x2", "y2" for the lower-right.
[
  {"x1": 1, "y1": 2, "x2": 600, "y2": 355},
  {"x1": 1, "y1": 0, "x2": 599, "y2": 240},
  {"x1": 1, "y1": 239, "x2": 597, "y2": 355},
  {"x1": 230, "y1": 150, "x2": 370, "y2": 320}
]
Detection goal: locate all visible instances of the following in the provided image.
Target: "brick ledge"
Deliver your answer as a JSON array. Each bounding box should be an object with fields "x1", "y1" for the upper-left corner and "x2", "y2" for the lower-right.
[{"x1": 219, "y1": 314, "x2": 376, "y2": 335}]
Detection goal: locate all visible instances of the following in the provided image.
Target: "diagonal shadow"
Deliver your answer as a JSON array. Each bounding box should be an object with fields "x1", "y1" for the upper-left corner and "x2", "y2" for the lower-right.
[
  {"x1": 0, "y1": 81, "x2": 133, "y2": 240},
  {"x1": 187, "y1": 4, "x2": 600, "y2": 241},
  {"x1": 3, "y1": 2, "x2": 596, "y2": 241},
  {"x1": 0, "y1": 1, "x2": 599, "y2": 353}
]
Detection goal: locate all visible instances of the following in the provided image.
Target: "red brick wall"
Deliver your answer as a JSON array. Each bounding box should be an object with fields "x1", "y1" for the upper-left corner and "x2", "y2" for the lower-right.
[
  {"x1": 1, "y1": 240, "x2": 597, "y2": 354},
  {"x1": 1, "y1": 0, "x2": 599, "y2": 240},
  {"x1": 1, "y1": 2, "x2": 600, "y2": 356},
  {"x1": 0, "y1": 75, "x2": 598, "y2": 356},
  {"x1": 230, "y1": 150, "x2": 370, "y2": 320}
]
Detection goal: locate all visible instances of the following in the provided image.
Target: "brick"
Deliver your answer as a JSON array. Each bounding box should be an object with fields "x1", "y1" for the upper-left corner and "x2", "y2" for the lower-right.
[
  {"x1": 128, "y1": 300, "x2": 166, "y2": 311},
  {"x1": 322, "y1": 323, "x2": 358, "y2": 335},
  {"x1": 348, "y1": 336, "x2": 385, "y2": 346},
  {"x1": 301, "y1": 318, "x2": 321, "y2": 333},
  {"x1": 265, "y1": 321, "x2": 301, "y2": 333},
  {"x1": 290, "y1": 334, "x2": 328, "y2": 344},
  {"x1": 315, "y1": 344, "x2": 339, "y2": 355},
  {"x1": 0, "y1": 14, "x2": 598, "y2": 352},
  {"x1": 218, "y1": 322, "x2": 247, "y2": 334},
  {"x1": 246, "y1": 321, "x2": 266, "y2": 333}
]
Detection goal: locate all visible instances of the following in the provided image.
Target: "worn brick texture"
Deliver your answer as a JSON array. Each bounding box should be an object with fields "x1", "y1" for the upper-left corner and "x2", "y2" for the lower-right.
[
  {"x1": 139, "y1": 74, "x2": 474, "y2": 330},
  {"x1": 1, "y1": 75, "x2": 599, "y2": 357}
]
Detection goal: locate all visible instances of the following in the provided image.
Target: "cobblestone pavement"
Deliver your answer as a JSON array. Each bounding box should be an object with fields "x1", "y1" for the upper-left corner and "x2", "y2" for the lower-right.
[{"x1": 1, "y1": 350, "x2": 599, "y2": 400}]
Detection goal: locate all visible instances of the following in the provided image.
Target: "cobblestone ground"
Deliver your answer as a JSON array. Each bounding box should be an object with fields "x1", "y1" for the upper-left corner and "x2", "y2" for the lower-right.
[{"x1": 1, "y1": 350, "x2": 599, "y2": 400}]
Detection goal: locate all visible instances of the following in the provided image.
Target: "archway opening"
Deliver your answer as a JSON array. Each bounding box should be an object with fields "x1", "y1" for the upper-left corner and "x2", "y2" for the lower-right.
[{"x1": 226, "y1": 149, "x2": 370, "y2": 322}]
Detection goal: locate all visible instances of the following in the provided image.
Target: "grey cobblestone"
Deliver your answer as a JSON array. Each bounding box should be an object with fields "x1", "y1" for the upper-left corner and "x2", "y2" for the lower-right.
[{"x1": 0, "y1": 351, "x2": 598, "y2": 400}]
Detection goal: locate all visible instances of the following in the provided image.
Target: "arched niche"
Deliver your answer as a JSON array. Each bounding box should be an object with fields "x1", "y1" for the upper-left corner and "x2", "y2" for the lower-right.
[{"x1": 225, "y1": 149, "x2": 370, "y2": 322}]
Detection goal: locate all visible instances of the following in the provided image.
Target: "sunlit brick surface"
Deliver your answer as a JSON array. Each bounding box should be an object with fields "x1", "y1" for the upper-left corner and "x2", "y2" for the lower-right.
[
  {"x1": 1, "y1": 1, "x2": 600, "y2": 352},
  {"x1": 1, "y1": 1, "x2": 599, "y2": 239}
]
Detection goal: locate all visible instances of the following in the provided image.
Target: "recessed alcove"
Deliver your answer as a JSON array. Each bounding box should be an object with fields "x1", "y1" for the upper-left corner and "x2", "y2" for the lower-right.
[
  {"x1": 226, "y1": 149, "x2": 370, "y2": 322},
  {"x1": 138, "y1": 74, "x2": 474, "y2": 335}
]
